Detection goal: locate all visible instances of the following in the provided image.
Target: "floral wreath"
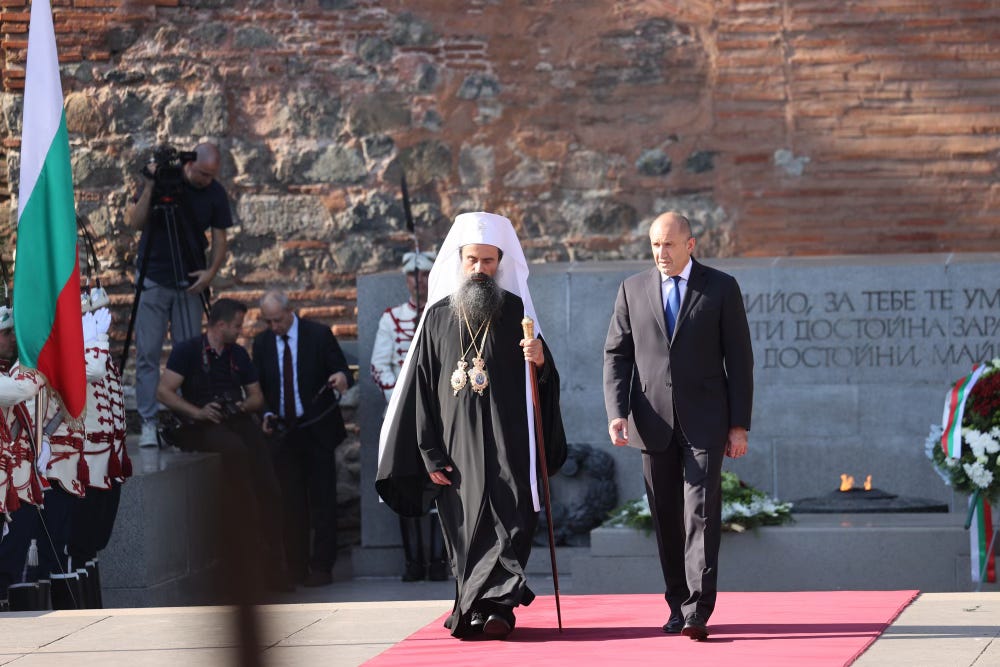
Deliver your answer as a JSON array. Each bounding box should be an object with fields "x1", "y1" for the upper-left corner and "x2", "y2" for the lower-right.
[
  {"x1": 605, "y1": 471, "x2": 793, "y2": 533},
  {"x1": 927, "y1": 358, "x2": 1000, "y2": 505}
]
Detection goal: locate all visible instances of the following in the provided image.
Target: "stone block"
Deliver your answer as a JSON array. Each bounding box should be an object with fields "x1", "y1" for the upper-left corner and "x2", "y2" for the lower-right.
[
  {"x1": 858, "y1": 384, "x2": 943, "y2": 436},
  {"x1": 357, "y1": 274, "x2": 410, "y2": 549},
  {"x1": 351, "y1": 544, "x2": 587, "y2": 578},
  {"x1": 754, "y1": 255, "x2": 953, "y2": 386},
  {"x1": 722, "y1": 437, "x2": 776, "y2": 496},
  {"x1": 237, "y1": 194, "x2": 331, "y2": 238},
  {"x1": 774, "y1": 435, "x2": 953, "y2": 505},
  {"x1": 576, "y1": 518, "x2": 1000, "y2": 594},
  {"x1": 753, "y1": 383, "x2": 859, "y2": 437},
  {"x1": 100, "y1": 445, "x2": 223, "y2": 606}
]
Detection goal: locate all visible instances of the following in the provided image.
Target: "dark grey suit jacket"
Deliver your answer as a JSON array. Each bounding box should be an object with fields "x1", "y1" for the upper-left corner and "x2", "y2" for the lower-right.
[{"x1": 603, "y1": 258, "x2": 753, "y2": 451}]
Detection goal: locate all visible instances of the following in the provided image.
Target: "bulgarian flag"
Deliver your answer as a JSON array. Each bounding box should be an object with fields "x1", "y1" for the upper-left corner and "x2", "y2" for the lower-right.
[{"x1": 14, "y1": 0, "x2": 85, "y2": 418}]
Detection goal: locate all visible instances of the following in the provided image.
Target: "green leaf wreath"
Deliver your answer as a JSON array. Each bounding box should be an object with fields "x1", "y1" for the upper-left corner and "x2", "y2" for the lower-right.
[{"x1": 604, "y1": 471, "x2": 794, "y2": 533}]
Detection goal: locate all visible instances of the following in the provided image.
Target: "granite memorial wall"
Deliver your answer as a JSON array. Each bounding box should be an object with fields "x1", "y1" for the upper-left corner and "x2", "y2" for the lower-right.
[{"x1": 356, "y1": 253, "x2": 1000, "y2": 562}]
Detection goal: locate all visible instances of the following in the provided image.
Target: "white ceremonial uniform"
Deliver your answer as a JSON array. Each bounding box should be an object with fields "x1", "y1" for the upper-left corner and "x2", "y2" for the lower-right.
[
  {"x1": 42, "y1": 397, "x2": 87, "y2": 498},
  {"x1": 81, "y1": 332, "x2": 123, "y2": 489},
  {"x1": 371, "y1": 300, "x2": 420, "y2": 404},
  {"x1": 0, "y1": 361, "x2": 46, "y2": 511}
]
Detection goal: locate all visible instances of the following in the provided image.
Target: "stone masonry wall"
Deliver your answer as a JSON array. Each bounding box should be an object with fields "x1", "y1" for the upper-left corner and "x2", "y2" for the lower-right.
[
  {"x1": 1, "y1": 1, "x2": 999, "y2": 548},
  {"x1": 1, "y1": 1, "x2": 998, "y2": 306}
]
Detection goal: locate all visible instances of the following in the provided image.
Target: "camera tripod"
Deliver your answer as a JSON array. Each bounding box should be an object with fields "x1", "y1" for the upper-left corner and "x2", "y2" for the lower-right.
[{"x1": 119, "y1": 199, "x2": 212, "y2": 373}]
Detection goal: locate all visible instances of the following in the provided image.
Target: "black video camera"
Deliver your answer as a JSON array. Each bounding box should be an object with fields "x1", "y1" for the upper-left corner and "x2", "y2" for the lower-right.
[{"x1": 141, "y1": 144, "x2": 197, "y2": 204}]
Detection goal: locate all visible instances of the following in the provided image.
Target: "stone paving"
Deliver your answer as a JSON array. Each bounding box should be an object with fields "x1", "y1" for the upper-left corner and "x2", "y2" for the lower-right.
[{"x1": 0, "y1": 575, "x2": 997, "y2": 666}]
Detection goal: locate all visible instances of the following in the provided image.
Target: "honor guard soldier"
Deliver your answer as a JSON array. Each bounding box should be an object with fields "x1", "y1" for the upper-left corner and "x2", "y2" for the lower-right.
[
  {"x1": 0, "y1": 304, "x2": 49, "y2": 604},
  {"x1": 370, "y1": 251, "x2": 448, "y2": 582}
]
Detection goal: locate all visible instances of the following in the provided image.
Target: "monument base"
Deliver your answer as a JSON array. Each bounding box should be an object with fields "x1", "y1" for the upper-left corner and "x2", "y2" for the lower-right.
[
  {"x1": 351, "y1": 544, "x2": 589, "y2": 579},
  {"x1": 573, "y1": 513, "x2": 1000, "y2": 593},
  {"x1": 100, "y1": 443, "x2": 223, "y2": 608}
]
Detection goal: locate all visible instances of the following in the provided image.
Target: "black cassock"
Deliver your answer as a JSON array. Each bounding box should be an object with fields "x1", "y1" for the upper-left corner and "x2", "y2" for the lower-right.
[{"x1": 376, "y1": 291, "x2": 566, "y2": 637}]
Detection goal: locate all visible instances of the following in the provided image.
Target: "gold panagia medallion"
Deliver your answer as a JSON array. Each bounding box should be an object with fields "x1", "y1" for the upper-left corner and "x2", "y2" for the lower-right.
[
  {"x1": 450, "y1": 359, "x2": 469, "y2": 395},
  {"x1": 468, "y1": 357, "x2": 489, "y2": 396}
]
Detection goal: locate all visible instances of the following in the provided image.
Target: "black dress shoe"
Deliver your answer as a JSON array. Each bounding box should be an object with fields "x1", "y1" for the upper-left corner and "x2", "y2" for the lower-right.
[
  {"x1": 469, "y1": 611, "x2": 487, "y2": 632},
  {"x1": 682, "y1": 614, "x2": 709, "y2": 641},
  {"x1": 662, "y1": 613, "x2": 683, "y2": 634},
  {"x1": 482, "y1": 612, "x2": 513, "y2": 639}
]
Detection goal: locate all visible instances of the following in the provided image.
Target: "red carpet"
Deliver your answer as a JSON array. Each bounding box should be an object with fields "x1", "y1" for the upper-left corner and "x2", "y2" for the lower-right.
[{"x1": 363, "y1": 591, "x2": 918, "y2": 667}]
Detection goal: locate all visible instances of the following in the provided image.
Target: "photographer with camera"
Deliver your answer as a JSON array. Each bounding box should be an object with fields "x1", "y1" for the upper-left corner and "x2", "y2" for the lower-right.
[
  {"x1": 125, "y1": 142, "x2": 233, "y2": 448},
  {"x1": 252, "y1": 290, "x2": 352, "y2": 588},
  {"x1": 156, "y1": 298, "x2": 286, "y2": 594}
]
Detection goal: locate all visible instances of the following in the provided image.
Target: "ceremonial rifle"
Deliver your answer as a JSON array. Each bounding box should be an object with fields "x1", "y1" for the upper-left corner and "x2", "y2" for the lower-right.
[
  {"x1": 401, "y1": 172, "x2": 422, "y2": 312},
  {"x1": 521, "y1": 315, "x2": 563, "y2": 631}
]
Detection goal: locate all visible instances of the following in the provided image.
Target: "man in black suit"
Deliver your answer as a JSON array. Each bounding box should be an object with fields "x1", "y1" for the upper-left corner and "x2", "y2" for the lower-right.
[
  {"x1": 253, "y1": 290, "x2": 353, "y2": 587},
  {"x1": 603, "y1": 212, "x2": 753, "y2": 641}
]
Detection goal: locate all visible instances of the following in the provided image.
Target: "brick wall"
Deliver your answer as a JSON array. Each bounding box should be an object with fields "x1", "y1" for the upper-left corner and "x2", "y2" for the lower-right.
[{"x1": 1, "y1": 0, "x2": 998, "y2": 343}]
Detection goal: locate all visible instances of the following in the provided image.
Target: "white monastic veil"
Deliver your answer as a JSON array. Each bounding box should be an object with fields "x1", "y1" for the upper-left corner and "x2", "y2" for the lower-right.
[{"x1": 378, "y1": 211, "x2": 545, "y2": 511}]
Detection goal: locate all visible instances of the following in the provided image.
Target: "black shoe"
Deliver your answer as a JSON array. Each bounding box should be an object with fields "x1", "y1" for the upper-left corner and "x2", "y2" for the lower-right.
[
  {"x1": 682, "y1": 614, "x2": 709, "y2": 641},
  {"x1": 302, "y1": 570, "x2": 333, "y2": 587},
  {"x1": 402, "y1": 561, "x2": 425, "y2": 582},
  {"x1": 427, "y1": 560, "x2": 449, "y2": 581},
  {"x1": 662, "y1": 613, "x2": 683, "y2": 634},
  {"x1": 469, "y1": 611, "x2": 487, "y2": 632},
  {"x1": 482, "y1": 613, "x2": 513, "y2": 639}
]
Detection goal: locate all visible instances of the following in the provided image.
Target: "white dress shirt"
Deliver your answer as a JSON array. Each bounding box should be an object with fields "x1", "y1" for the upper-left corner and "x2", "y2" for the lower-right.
[
  {"x1": 661, "y1": 258, "x2": 693, "y2": 313},
  {"x1": 277, "y1": 314, "x2": 304, "y2": 418}
]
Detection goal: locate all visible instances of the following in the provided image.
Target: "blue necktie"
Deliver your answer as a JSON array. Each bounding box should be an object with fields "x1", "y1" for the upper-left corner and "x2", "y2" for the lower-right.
[{"x1": 666, "y1": 275, "x2": 681, "y2": 338}]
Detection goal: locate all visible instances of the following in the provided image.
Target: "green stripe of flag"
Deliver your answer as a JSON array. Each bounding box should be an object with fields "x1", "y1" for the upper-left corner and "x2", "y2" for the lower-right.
[{"x1": 13, "y1": 115, "x2": 78, "y2": 369}]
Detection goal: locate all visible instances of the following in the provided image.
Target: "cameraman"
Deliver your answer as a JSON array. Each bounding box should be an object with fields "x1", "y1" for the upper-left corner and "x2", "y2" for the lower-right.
[
  {"x1": 126, "y1": 142, "x2": 233, "y2": 448},
  {"x1": 156, "y1": 298, "x2": 286, "y2": 591}
]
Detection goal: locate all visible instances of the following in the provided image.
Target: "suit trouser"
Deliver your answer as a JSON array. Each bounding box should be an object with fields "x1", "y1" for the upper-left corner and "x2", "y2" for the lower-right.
[
  {"x1": 272, "y1": 424, "x2": 338, "y2": 578},
  {"x1": 642, "y1": 427, "x2": 725, "y2": 621},
  {"x1": 134, "y1": 282, "x2": 203, "y2": 421}
]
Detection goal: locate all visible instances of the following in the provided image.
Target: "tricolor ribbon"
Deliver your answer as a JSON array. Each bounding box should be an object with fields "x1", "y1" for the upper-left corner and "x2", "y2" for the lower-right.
[
  {"x1": 941, "y1": 364, "x2": 986, "y2": 459},
  {"x1": 967, "y1": 491, "x2": 997, "y2": 584},
  {"x1": 946, "y1": 363, "x2": 997, "y2": 585}
]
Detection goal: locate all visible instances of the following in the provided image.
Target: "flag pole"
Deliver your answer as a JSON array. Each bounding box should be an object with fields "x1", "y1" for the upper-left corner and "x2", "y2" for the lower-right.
[
  {"x1": 521, "y1": 315, "x2": 562, "y2": 631},
  {"x1": 35, "y1": 386, "x2": 45, "y2": 471},
  {"x1": 400, "y1": 172, "x2": 421, "y2": 311}
]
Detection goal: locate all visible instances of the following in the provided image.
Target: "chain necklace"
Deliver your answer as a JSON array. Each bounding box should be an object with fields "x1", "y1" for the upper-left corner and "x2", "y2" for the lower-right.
[
  {"x1": 450, "y1": 315, "x2": 486, "y2": 395},
  {"x1": 449, "y1": 309, "x2": 491, "y2": 396}
]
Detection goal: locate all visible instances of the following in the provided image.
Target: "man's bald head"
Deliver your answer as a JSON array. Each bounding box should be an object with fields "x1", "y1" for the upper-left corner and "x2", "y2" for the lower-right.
[
  {"x1": 649, "y1": 212, "x2": 696, "y2": 277},
  {"x1": 259, "y1": 289, "x2": 295, "y2": 336},
  {"x1": 649, "y1": 212, "x2": 692, "y2": 239},
  {"x1": 184, "y1": 142, "x2": 221, "y2": 189}
]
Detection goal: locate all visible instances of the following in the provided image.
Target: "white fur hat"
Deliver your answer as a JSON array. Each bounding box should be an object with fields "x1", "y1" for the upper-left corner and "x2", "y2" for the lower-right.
[
  {"x1": 89, "y1": 287, "x2": 110, "y2": 310},
  {"x1": 400, "y1": 251, "x2": 436, "y2": 273}
]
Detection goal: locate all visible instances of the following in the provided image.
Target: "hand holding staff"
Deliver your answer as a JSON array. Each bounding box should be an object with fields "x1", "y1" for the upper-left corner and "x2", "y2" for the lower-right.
[{"x1": 520, "y1": 316, "x2": 562, "y2": 631}]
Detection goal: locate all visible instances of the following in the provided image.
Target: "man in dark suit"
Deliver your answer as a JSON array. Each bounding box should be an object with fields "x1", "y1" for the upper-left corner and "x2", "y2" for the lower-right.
[
  {"x1": 603, "y1": 212, "x2": 753, "y2": 641},
  {"x1": 253, "y1": 290, "x2": 353, "y2": 587}
]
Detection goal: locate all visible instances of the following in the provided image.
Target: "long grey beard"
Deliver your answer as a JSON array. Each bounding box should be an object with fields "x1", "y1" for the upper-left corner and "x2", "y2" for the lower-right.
[{"x1": 451, "y1": 273, "x2": 504, "y2": 326}]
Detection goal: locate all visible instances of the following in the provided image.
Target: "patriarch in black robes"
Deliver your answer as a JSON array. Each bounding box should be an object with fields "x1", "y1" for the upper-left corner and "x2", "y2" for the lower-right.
[{"x1": 377, "y1": 212, "x2": 566, "y2": 639}]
